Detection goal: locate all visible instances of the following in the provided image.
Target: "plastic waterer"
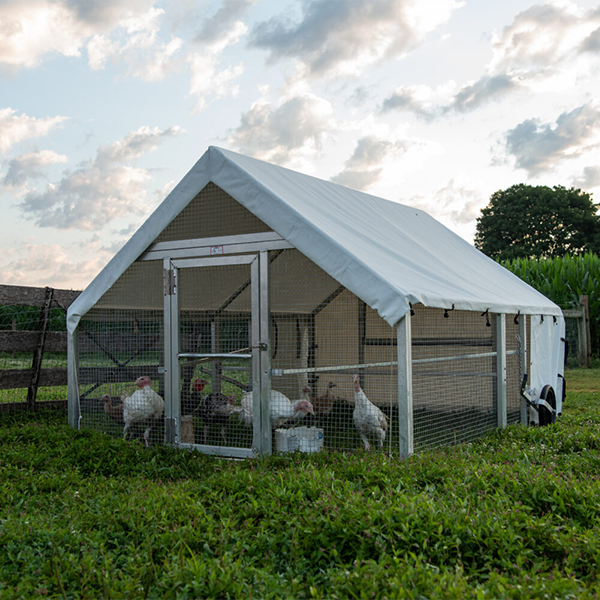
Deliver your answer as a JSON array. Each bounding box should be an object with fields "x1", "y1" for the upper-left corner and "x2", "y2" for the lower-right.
[{"x1": 275, "y1": 426, "x2": 324, "y2": 453}]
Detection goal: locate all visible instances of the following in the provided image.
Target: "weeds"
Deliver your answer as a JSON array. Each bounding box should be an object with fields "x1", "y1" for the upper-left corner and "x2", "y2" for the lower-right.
[{"x1": 0, "y1": 368, "x2": 599, "y2": 598}]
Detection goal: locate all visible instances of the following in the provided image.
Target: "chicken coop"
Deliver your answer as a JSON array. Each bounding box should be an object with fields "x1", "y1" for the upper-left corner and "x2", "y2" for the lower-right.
[{"x1": 67, "y1": 147, "x2": 566, "y2": 458}]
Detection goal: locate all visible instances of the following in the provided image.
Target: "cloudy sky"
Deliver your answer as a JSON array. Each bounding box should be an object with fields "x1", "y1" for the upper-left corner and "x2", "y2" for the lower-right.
[{"x1": 1, "y1": 0, "x2": 600, "y2": 290}]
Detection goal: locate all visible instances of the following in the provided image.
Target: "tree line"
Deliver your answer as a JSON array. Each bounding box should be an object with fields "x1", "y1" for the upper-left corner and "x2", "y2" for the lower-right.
[
  {"x1": 474, "y1": 184, "x2": 600, "y2": 261},
  {"x1": 474, "y1": 183, "x2": 599, "y2": 356}
]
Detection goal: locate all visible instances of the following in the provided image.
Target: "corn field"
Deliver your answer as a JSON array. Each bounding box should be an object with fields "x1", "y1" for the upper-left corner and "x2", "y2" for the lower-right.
[{"x1": 502, "y1": 253, "x2": 599, "y2": 355}]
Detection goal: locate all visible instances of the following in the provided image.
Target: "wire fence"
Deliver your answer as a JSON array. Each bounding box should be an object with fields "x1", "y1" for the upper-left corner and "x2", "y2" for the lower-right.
[
  {"x1": 0, "y1": 275, "x2": 575, "y2": 457},
  {"x1": 0, "y1": 285, "x2": 80, "y2": 415},
  {"x1": 563, "y1": 308, "x2": 591, "y2": 368}
]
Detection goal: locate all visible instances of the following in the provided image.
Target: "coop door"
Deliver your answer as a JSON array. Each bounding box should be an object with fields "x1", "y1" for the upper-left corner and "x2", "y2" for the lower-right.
[{"x1": 164, "y1": 254, "x2": 265, "y2": 458}]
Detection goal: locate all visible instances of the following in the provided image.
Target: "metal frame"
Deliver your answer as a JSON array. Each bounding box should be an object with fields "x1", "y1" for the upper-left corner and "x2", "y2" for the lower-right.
[
  {"x1": 164, "y1": 253, "x2": 260, "y2": 456},
  {"x1": 496, "y1": 313, "x2": 507, "y2": 428},
  {"x1": 519, "y1": 315, "x2": 528, "y2": 424},
  {"x1": 271, "y1": 350, "x2": 521, "y2": 377},
  {"x1": 251, "y1": 255, "x2": 261, "y2": 455},
  {"x1": 179, "y1": 353, "x2": 253, "y2": 359},
  {"x1": 397, "y1": 313, "x2": 413, "y2": 458},
  {"x1": 141, "y1": 232, "x2": 292, "y2": 261},
  {"x1": 179, "y1": 442, "x2": 255, "y2": 459},
  {"x1": 67, "y1": 329, "x2": 79, "y2": 427},
  {"x1": 258, "y1": 251, "x2": 271, "y2": 455},
  {"x1": 171, "y1": 255, "x2": 260, "y2": 269},
  {"x1": 163, "y1": 257, "x2": 178, "y2": 442}
]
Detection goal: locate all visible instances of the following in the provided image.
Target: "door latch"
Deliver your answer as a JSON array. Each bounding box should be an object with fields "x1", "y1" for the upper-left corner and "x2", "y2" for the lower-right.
[{"x1": 253, "y1": 342, "x2": 268, "y2": 351}]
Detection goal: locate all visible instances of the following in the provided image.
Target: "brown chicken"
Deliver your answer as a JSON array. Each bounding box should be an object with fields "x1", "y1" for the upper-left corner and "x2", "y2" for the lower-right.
[
  {"x1": 310, "y1": 381, "x2": 337, "y2": 422},
  {"x1": 102, "y1": 393, "x2": 124, "y2": 425}
]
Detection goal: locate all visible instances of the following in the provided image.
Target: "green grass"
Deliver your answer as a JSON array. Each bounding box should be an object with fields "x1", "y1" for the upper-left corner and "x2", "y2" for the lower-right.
[{"x1": 1, "y1": 368, "x2": 600, "y2": 598}]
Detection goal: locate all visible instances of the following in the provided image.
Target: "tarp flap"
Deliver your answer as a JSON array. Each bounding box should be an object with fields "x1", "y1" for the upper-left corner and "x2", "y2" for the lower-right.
[{"x1": 531, "y1": 315, "x2": 566, "y2": 415}]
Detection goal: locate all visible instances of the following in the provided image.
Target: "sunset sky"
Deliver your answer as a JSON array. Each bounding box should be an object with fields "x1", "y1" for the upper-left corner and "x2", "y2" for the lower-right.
[{"x1": 1, "y1": 0, "x2": 600, "y2": 290}]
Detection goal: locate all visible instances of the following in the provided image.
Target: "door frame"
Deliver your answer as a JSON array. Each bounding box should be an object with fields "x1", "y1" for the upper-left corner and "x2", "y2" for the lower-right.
[{"x1": 162, "y1": 252, "x2": 271, "y2": 458}]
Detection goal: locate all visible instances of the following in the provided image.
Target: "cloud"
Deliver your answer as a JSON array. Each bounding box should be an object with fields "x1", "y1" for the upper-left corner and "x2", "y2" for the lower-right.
[
  {"x1": 381, "y1": 85, "x2": 440, "y2": 119},
  {"x1": 0, "y1": 0, "x2": 87, "y2": 70},
  {"x1": 85, "y1": 0, "x2": 252, "y2": 100},
  {"x1": 85, "y1": 7, "x2": 184, "y2": 82},
  {"x1": 572, "y1": 165, "x2": 600, "y2": 190},
  {"x1": 489, "y1": 2, "x2": 599, "y2": 72},
  {"x1": 0, "y1": 241, "x2": 111, "y2": 288},
  {"x1": 195, "y1": 0, "x2": 256, "y2": 43},
  {"x1": 450, "y1": 74, "x2": 521, "y2": 113},
  {"x1": 2, "y1": 150, "x2": 68, "y2": 188},
  {"x1": 121, "y1": 34, "x2": 184, "y2": 83},
  {"x1": 187, "y1": 18, "x2": 248, "y2": 111},
  {"x1": 347, "y1": 86, "x2": 375, "y2": 107},
  {"x1": 98, "y1": 238, "x2": 128, "y2": 256},
  {"x1": 249, "y1": 0, "x2": 462, "y2": 79},
  {"x1": 154, "y1": 179, "x2": 176, "y2": 202},
  {"x1": 0, "y1": 108, "x2": 67, "y2": 153},
  {"x1": 96, "y1": 125, "x2": 185, "y2": 164},
  {"x1": 382, "y1": 73, "x2": 522, "y2": 118},
  {"x1": 0, "y1": 0, "x2": 156, "y2": 72},
  {"x1": 227, "y1": 91, "x2": 335, "y2": 165},
  {"x1": 581, "y1": 25, "x2": 600, "y2": 53},
  {"x1": 188, "y1": 52, "x2": 244, "y2": 112},
  {"x1": 503, "y1": 103, "x2": 600, "y2": 176},
  {"x1": 331, "y1": 135, "x2": 411, "y2": 190},
  {"x1": 0, "y1": 0, "x2": 184, "y2": 81},
  {"x1": 114, "y1": 223, "x2": 138, "y2": 237},
  {"x1": 86, "y1": 34, "x2": 119, "y2": 70},
  {"x1": 382, "y1": 3, "x2": 600, "y2": 118},
  {"x1": 0, "y1": 0, "x2": 250, "y2": 100},
  {"x1": 62, "y1": 0, "x2": 157, "y2": 28},
  {"x1": 408, "y1": 178, "x2": 484, "y2": 228},
  {"x1": 18, "y1": 124, "x2": 185, "y2": 230}
]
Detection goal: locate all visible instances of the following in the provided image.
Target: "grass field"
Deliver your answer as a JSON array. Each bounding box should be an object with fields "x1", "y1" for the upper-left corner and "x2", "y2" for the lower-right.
[{"x1": 0, "y1": 367, "x2": 599, "y2": 598}]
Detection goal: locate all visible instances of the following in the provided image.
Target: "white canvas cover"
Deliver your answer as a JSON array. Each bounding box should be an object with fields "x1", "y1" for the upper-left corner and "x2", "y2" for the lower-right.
[
  {"x1": 531, "y1": 315, "x2": 566, "y2": 414},
  {"x1": 68, "y1": 145, "x2": 561, "y2": 335}
]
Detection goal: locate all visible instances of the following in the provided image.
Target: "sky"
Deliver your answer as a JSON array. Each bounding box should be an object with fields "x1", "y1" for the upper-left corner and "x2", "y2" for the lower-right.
[{"x1": 1, "y1": 0, "x2": 600, "y2": 290}]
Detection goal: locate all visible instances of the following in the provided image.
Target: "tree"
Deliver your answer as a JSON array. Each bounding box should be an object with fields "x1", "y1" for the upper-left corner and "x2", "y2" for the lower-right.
[{"x1": 474, "y1": 184, "x2": 600, "y2": 261}]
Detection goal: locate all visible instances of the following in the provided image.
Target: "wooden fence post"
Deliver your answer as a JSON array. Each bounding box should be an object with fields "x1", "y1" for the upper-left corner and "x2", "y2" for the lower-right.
[
  {"x1": 26, "y1": 287, "x2": 54, "y2": 410},
  {"x1": 0, "y1": 284, "x2": 80, "y2": 413},
  {"x1": 580, "y1": 295, "x2": 591, "y2": 367}
]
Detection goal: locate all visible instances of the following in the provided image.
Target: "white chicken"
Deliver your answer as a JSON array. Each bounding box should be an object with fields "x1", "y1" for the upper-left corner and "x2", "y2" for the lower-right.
[
  {"x1": 238, "y1": 387, "x2": 314, "y2": 429},
  {"x1": 122, "y1": 375, "x2": 165, "y2": 447},
  {"x1": 352, "y1": 374, "x2": 387, "y2": 450}
]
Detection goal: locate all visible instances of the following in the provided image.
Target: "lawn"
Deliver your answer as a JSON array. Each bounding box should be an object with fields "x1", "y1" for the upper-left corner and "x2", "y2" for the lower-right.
[{"x1": 0, "y1": 367, "x2": 599, "y2": 598}]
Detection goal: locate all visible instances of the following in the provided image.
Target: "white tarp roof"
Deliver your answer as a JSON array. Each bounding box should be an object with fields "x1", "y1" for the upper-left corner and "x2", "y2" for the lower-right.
[{"x1": 68, "y1": 145, "x2": 561, "y2": 333}]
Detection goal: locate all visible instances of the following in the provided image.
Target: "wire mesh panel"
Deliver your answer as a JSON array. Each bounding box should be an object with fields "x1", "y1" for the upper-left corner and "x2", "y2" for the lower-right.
[
  {"x1": 506, "y1": 313, "x2": 525, "y2": 425},
  {"x1": 76, "y1": 260, "x2": 165, "y2": 445},
  {"x1": 73, "y1": 238, "x2": 528, "y2": 456},
  {"x1": 564, "y1": 316, "x2": 579, "y2": 367},
  {"x1": 411, "y1": 306, "x2": 497, "y2": 451},
  {"x1": 175, "y1": 262, "x2": 254, "y2": 453},
  {"x1": 563, "y1": 313, "x2": 587, "y2": 368},
  {"x1": 269, "y1": 250, "x2": 397, "y2": 453},
  {"x1": 155, "y1": 182, "x2": 273, "y2": 243}
]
